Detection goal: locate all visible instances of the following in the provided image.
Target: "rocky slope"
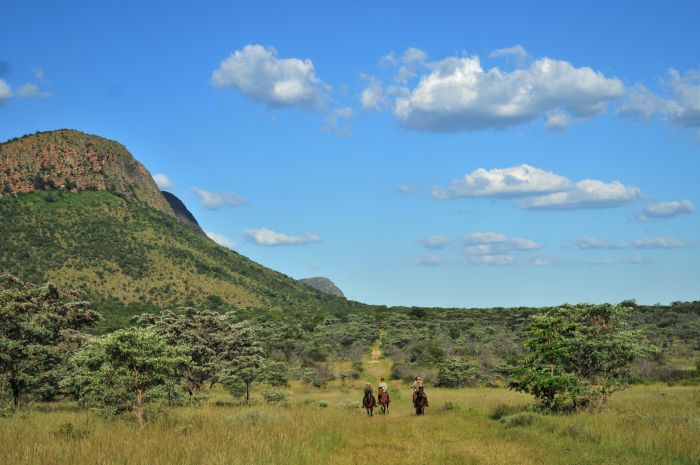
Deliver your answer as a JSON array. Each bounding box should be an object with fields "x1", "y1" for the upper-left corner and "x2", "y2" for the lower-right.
[
  {"x1": 0, "y1": 129, "x2": 173, "y2": 215},
  {"x1": 299, "y1": 277, "x2": 345, "y2": 298}
]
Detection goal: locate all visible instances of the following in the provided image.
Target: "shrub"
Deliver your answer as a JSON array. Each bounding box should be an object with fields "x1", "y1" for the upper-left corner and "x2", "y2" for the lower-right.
[
  {"x1": 500, "y1": 412, "x2": 539, "y2": 427},
  {"x1": 53, "y1": 421, "x2": 89, "y2": 439},
  {"x1": 489, "y1": 403, "x2": 527, "y2": 420},
  {"x1": 437, "y1": 358, "x2": 479, "y2": 388},
  {"x1": 261, "y1": 389, "x2": 289, "y2": 404}
]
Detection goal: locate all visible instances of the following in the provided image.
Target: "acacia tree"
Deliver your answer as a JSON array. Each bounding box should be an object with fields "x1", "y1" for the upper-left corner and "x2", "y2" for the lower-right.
[
  {"x1": 0, "y1": 274, "x2": 101, "y2": 411},
  {"x1": 221, "y1": 322, "x2": 268, "y2": 403},
  {"x1": 507, "y1": 304, "x2": 653, "y2": 410},
  {"x1": 136, "y1": 307, "x2": 231, "y2": 396},
  {"x1": 64, "y1": 327, "x2": 190, "y2": 427}
]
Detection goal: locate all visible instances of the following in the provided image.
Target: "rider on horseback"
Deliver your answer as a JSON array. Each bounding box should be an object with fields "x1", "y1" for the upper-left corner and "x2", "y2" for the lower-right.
[
  {"x1": 363, "y1": 383, "x2": 376, "y2": 406},
  {"x1": 378, "y1": 377, "x2": 389, "y2": 402},
  {"x1": 411, "y1": 376, "x2": 423, "y2": 402}
]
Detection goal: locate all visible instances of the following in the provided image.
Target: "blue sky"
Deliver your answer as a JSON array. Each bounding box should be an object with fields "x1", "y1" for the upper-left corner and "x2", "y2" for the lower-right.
[{"x1": 2, "y1": 1, "x2": 699, "y2": 307}]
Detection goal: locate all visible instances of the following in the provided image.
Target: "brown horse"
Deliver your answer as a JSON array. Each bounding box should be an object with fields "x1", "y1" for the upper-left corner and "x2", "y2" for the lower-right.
[
  {"x1": 378, "y1": 389, "x2": 390, "y2": 414},
  {"x1": 363, "y1": 393, "x2": 376, "y2": 416},
  {"x1": 414, "y1": 386, "x2": 428, "y2": 415}
]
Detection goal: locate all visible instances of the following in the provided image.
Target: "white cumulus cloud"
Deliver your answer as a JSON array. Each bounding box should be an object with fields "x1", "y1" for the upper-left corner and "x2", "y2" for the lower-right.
[
  {"x1": 245, "y1": 228, "x2": 320, "y2": 246},
  {"x1": 391, "y1": 50, "x2": 624, "y2": 132},
  {"x1": 432, "y1": 164, "x2": 572, "y2": 199},
  {"x1": 205, "y1": 231, "x2": 237, "y2": 249},
  {"x1": 153, "y1": 173, "x2": 175, "y2": 190},
  {"x1": 211, "y1": 44, "x2": 328, "y2": 109},
  {"x1": 635, "y1": 200, "x2": 695, "y2": 221},
  {"x1": 192, "y1": 187, "x2": 246, "y2": 210},
  {"x1": 516, "y1": 179, "x2": 642, "y2": 209}
]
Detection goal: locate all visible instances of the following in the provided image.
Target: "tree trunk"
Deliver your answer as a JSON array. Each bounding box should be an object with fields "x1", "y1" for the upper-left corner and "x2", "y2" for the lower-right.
[
  {"x1": 134, "y1": 388, "x2": 145, "y2": 428},
  {"x1": 10, "y1": 380, "x2": 21, "y2": 412},
  {"x1": 245, "y1": 382, "x2": 250, "y2": 404}
]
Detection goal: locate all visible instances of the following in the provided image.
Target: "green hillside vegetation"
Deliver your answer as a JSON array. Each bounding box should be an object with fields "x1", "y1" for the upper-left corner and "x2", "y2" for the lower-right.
[{"x1": 0, "y1": 190, "x2": 366, "y2": 331}]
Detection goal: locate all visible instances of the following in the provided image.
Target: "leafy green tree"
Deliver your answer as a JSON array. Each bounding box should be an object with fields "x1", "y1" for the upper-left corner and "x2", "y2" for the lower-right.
[
  {"x1": 437, "y1": 358, "x2": 480, "y2": 388},
  {"x1": 221, "y1": 322, "x2": 267, "y2": 403},
  {"x1": 136, "y1": 307, "x2": 231, "y2": 396},
  {"x1": 507, "y1": 304, "x2": 653, "y2": 410},
  {"x1": 0, "y1": 274, "x2": 101, "y2": 411},
  {"x1": 63, "y1": 327, "x2": 190, "y2": 426}
]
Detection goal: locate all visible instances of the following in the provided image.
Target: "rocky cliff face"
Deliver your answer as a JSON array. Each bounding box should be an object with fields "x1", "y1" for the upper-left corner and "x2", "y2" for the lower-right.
[
  {"x1": 298, "y1": 277, "x2": 345, "y2": 298},
  {"x1": 0, "y1": 129, "x2": 174, "y2": 216},
  {"x1": 161, "y1": 191, "x2": 205, "y2": 234}
]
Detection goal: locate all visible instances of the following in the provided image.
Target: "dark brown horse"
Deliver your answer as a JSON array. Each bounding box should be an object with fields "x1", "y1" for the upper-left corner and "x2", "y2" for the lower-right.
[
  {"x1": 414, "y1": 386, "x2": 428, "y2": 415},
  {"x1": 363, "y1": 393, "x2": 376, "y2": 416},
  {"x1": 378, "y1": 389, "x2": 390, "y2": 414}
]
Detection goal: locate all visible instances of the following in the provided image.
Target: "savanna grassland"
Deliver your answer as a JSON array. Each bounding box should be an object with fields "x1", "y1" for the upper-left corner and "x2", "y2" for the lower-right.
[
  {"x1": 1, "y1": 381, "x2": 698, "y2": 465},
  {"x1": 1, "y1": 339, "x2": 699, "y2": 465}
]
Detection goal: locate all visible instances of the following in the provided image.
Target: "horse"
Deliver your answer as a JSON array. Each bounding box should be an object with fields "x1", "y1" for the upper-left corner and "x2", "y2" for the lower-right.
[
  {"x1": 378, "y1": 388, "x2": 390, "y2": 414},
  {"x1": 413, "y1": 386, "x2": 428, "y2": 415},
  {"x1": 363, "y1": 393, "x2": 376, "y2": 416}
]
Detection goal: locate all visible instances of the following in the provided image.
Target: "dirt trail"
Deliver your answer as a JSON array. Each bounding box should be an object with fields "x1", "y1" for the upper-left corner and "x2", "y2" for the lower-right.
[{"x1": 364, "y1": 330, "x2": 392, "y2": 379}]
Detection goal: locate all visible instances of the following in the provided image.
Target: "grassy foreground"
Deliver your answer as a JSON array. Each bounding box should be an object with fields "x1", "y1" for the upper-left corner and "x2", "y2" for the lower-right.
[{"x1": 1, "y1": 383, "x2": 698, "y2": 465}]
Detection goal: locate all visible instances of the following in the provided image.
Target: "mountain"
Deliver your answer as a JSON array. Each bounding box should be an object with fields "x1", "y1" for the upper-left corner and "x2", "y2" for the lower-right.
[
  {"x1": 0, "y1": 129, "x2": 173, "y2": 215},
  {"x1": 161, "y1": 190, "x2": 205, "y2": 234},
  {"x1": 298, "y1": 277, "x2": 345, "y2": 298},
  {"x1": 0, "y1": 130, "x2": 366, "y2": 331}
]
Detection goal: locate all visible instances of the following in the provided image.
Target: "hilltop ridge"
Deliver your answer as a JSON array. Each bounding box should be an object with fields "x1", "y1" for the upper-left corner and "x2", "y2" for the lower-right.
[{"x1": 0, "y1": 129, "x2": 173, "y2": 215}]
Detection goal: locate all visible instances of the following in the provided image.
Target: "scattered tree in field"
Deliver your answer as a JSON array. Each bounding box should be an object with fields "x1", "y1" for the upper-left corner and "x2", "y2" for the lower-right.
[
  {"x1": 437, "y1": 358, "x2": 479, "y2": 388},
  {"x1": 0, "y1": 274, "x2": 101, "y2": 411},
  {"x1": 221, "y1": 322, "x2": 267, "y2": 403},
  {"x1": 136, "y1": 307, "x2": 231, "y2": 396},
  {"x1": 507, "y1": 304, "x2": 654, "y2": 410},
  {"x1": 64, "y1": 327, "x2": 190, "y2": 426}
]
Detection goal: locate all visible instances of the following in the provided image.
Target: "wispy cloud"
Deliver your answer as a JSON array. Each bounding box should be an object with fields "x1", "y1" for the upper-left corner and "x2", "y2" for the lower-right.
[
  {"x1": 463, "y1": 232, "x2": 540, "y2": 254},
  {"x1": 419, "y1": 235, "x2": 451, "y2": 249},
  {"x1": 397, "y1": 184, "x2": 418, "y2": 194},
  {"x1": 245, "y1": 228, "x2": 320, "y2": 246},
  {"x1": 465, "y1": 254, "x2": 516, "y2": 266},
  {"x1": 633, "y1": 236, "x2": 691, "y2": 249},
  {"x1": 586, "y1": 255, "x2": 647, "y2": 266},
  {"x1": 574, "y1": 236, "x2": 627, "y2": 250},
  {"x1": 620, "y1": 68, "x2": 700, "y2": 130},
  {"x1": 153, "y1": 173, "x2": 175, "y2": 190},
  {"x1": 635, "y1": 200, "x2": 695, "y2": 222},
  {"x1": 205, "y1": 231, "x2": 237, "y2": 249},
  {"x1": 410, "y1": 254, "x2": 446, "y2": 266},
  {"x1": 192, "y1": 187, "x2": 246, "y2": 210}
]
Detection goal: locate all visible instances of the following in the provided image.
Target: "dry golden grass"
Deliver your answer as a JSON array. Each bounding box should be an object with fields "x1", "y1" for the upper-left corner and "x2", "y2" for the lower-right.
[{"x1": 1, "y1": 383, "x2": 698, "y2": 465}]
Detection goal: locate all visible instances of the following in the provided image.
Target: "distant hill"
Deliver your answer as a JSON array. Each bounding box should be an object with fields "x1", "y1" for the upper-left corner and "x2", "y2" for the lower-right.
[
  {"x1": 0, "y1": 130, "x2": 366, "y2": 331},
  {"x1": 299, "y1": 277, "x2": 345, "y2": 298},
  {"x1": 161, "y1": 190, "x2": 204, "y2": 234}
]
